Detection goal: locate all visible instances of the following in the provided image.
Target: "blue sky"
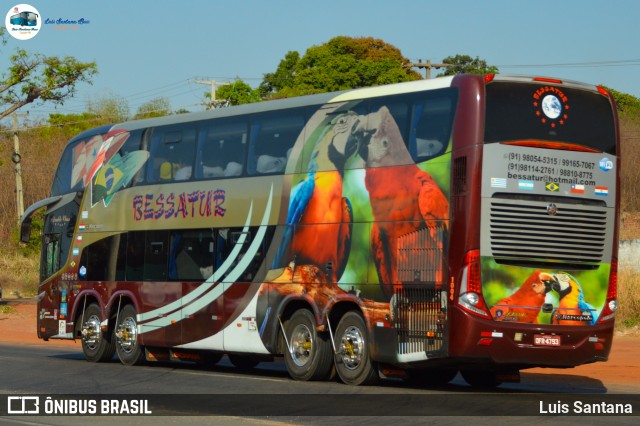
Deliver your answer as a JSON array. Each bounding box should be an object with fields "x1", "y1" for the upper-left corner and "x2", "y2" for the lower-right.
[{"x1": 2, "y1": 0, "x2": 639, "y2": 125}]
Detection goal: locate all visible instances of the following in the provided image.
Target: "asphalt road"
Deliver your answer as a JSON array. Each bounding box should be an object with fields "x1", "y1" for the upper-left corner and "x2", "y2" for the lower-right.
[{"x1": 0, "y1": 343, "x2": 638, "y2": 425}]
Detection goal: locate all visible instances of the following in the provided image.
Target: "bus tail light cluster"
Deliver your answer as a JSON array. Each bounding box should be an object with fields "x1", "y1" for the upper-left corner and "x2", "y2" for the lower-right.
[
  {"x1": 457, "y1": 249, "x2": 491, "y2": 318},
  {"x1": 598, "y1": 259, "x2": 618, "y2": 323}
]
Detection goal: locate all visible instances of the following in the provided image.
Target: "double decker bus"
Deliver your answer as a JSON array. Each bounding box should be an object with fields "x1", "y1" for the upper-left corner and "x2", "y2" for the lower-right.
[{"x1": 21, "y1": 74, "x2": 619, "y2": 387}]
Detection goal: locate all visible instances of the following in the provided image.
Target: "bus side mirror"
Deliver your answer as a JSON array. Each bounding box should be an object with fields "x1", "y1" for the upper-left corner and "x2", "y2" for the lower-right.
[{"x1": 20, "y1": 217, "x2": 32, "y2": 243}]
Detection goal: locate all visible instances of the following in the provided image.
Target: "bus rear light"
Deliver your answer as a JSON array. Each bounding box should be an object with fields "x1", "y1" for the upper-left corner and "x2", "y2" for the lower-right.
[
  {"x1": 597, "y1": 86, "x2": 609, "y2": 97},
  {"x1": 478, "y1": 338, "x2": 493, "y2": 346},
  {"x1": 534, "y1": 77, "x2": 563, "y2": 84},
  {"x1": 458, "y1": 250, "x2": 491, "y2": 318},
  {"x1": 484, "y1": 74, "x2": 495, "y2": 84},
  {"x1": 598, "y1": 259, "x2": 618, "y2": 323}
]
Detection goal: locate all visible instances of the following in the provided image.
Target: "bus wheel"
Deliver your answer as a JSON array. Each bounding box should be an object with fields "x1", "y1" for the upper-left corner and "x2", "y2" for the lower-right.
[
  {"x1": 78, "y1": 303, "x2": 116, "y2": 362},
  {"x1": 407, "y1": 368, "x2": 458, "y2": 386},
  {"x1": 460, "y1": 369, "x2": 502, "y2": 388},
  {"x1": 334, "y1": 311, "x2": 378, "y2": 386},
  {"x1": 115, "y1": 305, "x2": 145, "y2": 366},
  {"x1": 283, "y1": 309, "x2": 333, "y2": 381},
  {"x1": 228, "y1": 354, "x2": 260, "y2": 370}
]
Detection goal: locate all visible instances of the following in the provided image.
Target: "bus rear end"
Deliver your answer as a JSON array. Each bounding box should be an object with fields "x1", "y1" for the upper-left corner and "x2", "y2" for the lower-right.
[{"x1": 449, "y1": 75, "x2": 619, "y2": 378}]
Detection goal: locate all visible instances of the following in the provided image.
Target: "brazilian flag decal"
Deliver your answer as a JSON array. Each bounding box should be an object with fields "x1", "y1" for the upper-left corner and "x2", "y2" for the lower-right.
[{"x1": 545, "y1": 182, "x2": 559, "y2": 192}]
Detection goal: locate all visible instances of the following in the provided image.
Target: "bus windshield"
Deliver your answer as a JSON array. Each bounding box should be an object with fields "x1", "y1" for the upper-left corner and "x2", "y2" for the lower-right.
[{"x1": 484, "y1": 82, "x2": 617, "y2": 155}]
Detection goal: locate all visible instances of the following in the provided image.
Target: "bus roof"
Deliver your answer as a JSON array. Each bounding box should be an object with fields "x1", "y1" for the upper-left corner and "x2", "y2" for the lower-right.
[{"x1": 111, "y1": 76, "x2": 457, "y2": 132}]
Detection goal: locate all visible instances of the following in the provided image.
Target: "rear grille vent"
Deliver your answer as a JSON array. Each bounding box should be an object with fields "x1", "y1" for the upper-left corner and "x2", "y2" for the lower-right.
[
  {"x1": 452, "y1": 156, "x2": 467, "y2": 196},
  {"x1": 489, "y1": 199, "x2": 608, "y2": 265},
  {"x1": 393, "y1": 286, "x2": 447, "y2": 355}
]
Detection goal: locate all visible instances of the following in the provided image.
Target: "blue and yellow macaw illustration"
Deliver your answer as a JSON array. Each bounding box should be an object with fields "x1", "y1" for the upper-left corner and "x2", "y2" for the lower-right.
[
  {"x1": 541, "y1": 272, "x2": 598, "y2": 325},
  {"x1": 272, "y1": 111, "x2": 359, "y2": 282}
]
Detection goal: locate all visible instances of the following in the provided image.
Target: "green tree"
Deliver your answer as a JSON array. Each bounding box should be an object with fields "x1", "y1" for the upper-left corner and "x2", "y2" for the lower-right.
[
  {"x1": 215, "y1": 80, "x2": 261, "y2": 106},
  {"x1": 439, "y1": 54, "x2": 498, "y2": 76},
  {"x1": 261, "y1": 36, "x2": 421, "y2": 98},
  {"x1": 134, "y1": 97, "x2": 171, "y2": 119},
  {"x1": 86, "y1": 93, "x2": 129, "y2": 122},
  {"x1": 601, "y1": 85, "x2": 640, "y2": 117},
  {"x1": 0, "y1": 27, "x2": 98, "y2": 121}
]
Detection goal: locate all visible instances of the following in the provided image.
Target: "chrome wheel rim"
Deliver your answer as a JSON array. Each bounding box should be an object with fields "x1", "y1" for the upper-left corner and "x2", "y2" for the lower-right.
[
  {"x1": 81, "y1": 314, "x2": 102, "y2": 350},
  {"x1": 339, "y1": 325, "x2": 365, "y2": 370},
  {"x1": 289, "y1": 323, "x2": 313, "y2": 367},
  {"x1": 116, "y1": 316, "x2": 138, "y2": 354}
]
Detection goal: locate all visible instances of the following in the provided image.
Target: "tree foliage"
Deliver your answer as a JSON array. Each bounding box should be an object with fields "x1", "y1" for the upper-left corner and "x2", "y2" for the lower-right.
[
  {"x1": 601, "y1": 85, "x2": 640, "y2": 117},
  {"x1": 86, "y1": 93, "x2": 129, "y2": 122},
  {"x1": 439, "y1": 54, "x2": 499, "y2": 76},
  {"x1": 134, "y1": 97, "x2": 171, "y2": 119},
  {"x1": 261, "y1": 36, "x2": 421, "y2": 98},
  {"x1": 0, "y1": 26, "x2": 98, "y2": 121},
  {"x1": 215, "y1": 81, "x2": 261, "y2": 106}
]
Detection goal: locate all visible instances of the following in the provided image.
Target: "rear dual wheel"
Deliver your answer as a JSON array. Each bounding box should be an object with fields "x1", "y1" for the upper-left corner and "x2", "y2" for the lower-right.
[
  {"x1": 115, "y1": 304, "x2": 145, "y2": 366},
  {"x1": 283, "y1": 309, "x2": 334, "y2": 381},
  {"x1": 334, "y1": 312, "x2": 378, "y2": 386}
]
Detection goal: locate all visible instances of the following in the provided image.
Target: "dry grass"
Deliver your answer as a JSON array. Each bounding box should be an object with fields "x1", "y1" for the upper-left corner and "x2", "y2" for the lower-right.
[
  {"x1": 0, "y1": 251, "x2": 39, "y2": 298},
  {"x1": 618, "y1": 267, "x2": 640, "y2": 330}
]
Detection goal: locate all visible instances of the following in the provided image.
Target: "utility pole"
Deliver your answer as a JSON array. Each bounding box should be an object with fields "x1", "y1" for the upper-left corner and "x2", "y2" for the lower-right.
[
  {"x1": 410, "y1": 59, "x2": 455, "y2": 79},
  {"x1": 195, "y1": 79, "x2": 230, "y2": 109},
  {"x1": 12, "y1": 112, "x2": 28, "y2": 220}
]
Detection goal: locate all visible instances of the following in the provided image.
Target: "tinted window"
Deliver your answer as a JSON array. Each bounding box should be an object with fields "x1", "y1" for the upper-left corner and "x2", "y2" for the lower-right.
[
  {"x1": 169, "y1": 229, "x2": 216, "y2": 281},
  {"x1": 148, "y1": 125, "x2": 197, "y2": 182},
  {"x1": 485, "y1": 82, "x2": 617, "y2": 155},
  {"x1": 249, "y1": 112, "x2": 305, "y2": 175},
  {"x1": 196, "y1": 120, "x2": 247, "y2": 179}
]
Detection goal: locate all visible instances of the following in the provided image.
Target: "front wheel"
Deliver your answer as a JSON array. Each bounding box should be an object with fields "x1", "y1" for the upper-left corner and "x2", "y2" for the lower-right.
[
  {"x1": 115, "y1": 304, "x2": 145, "y2": 366},
  {"x1": 283, "y1": 309, "x2": 334, "y2": 381},
  {"x1": 334, "y1": 311, "x2": 378, "y2": 386},
  {"x1": 78, "y1": 303, "x2": 116, "y2": 362}
]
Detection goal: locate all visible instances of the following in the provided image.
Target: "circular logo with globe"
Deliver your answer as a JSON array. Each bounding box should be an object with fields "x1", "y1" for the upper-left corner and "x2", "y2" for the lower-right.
[
  {"x1": 533, "y1": 86, "x2": 569, "y2": 128},
  {"x1": 541, "y1": 95, "x2": 562, "y2": 120}
]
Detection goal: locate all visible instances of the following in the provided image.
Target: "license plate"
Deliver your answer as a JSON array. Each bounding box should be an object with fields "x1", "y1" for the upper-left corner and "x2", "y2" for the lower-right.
[{"x1": 534, "y1": 334, "x2": 561, "y2": 346}]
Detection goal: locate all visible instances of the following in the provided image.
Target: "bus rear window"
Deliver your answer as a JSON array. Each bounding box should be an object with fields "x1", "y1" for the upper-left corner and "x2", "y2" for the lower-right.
[{"x1": 484, "y1": 83, "x2": 616, "y2": 155}]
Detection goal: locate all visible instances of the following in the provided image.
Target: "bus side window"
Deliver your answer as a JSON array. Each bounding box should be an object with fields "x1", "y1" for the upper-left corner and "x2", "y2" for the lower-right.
[
  {"x1": 169, "y1": 229, "x2": 215, "y2": 281},
  {"x1": 409, "y1": 90, "x2": 457, "y2": 162},
  {"x1": 149, "y1": 125, "x2": 196, "y2": 182},
  {"x1": 41, "y1": 234, "x2": 61, "y2": 281},
  {"x1": 197, "y1": 120, "x2": 247, "y2": 179},
  {"x1": 144, "y1": 230, "x2": 169, "y2": 281},
  {"x1": 126, "y1": 231, "x2": 145, "y2": 281},
  {"x1": 249, "y1": 112, "x2": 305, "y2": 175}
]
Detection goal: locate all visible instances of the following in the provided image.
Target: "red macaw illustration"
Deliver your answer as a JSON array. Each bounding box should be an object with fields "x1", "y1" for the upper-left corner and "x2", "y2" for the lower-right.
[
  {"x1": 354, "y1": 106, "x2": 449, "y2": 297},
  {"x1": 541, "y1": 272, "x2": 598, "y2": 325},
  {"x1": 490, "y1": 270, "x2": 552, "y2": 323},
  {"x1": 272, "y1": 112, "x2": 359, "y2": 282}
]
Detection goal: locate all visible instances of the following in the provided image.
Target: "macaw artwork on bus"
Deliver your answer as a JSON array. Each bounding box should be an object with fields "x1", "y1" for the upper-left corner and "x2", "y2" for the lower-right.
[
  {"x1": 258, "y1": 98, "x2": 451, "y2": 336},
  {"x1": 482, "y1": 260, "x2": 609, "y2": 325}
]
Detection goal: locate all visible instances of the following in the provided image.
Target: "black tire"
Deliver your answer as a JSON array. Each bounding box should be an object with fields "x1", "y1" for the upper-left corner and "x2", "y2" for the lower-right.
[
  {"x1": 407, "y1": 368, "x2": 458, "y2": 386},
  {"x1": 202, "y1": 352, "x2": 224, "y2": 367},
  {"x1": 283, "y1": 309, "x2": 334, "y2": 381},
  {"x1": 228, "y1": 354, "x2": 261, "y2": 370},
  {"x1": 460, "y1": 369, "x2": 502, "y2": 388},
  {"x1": 334, "y1": 311, "x2": 378, "y2": 386},
  {"x1": 78, "y1": 303, "x2": 116, "y2": 362},
  {"x1": 115, "y1": 304, "x2": 145, "y2": 366}
]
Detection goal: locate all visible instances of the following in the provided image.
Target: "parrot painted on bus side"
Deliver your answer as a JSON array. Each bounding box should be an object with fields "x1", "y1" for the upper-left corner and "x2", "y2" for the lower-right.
[
  {"x1": 541, "y1": 272, "x2": 598, "y2": 325},
  {"x1": 490, "y1": 270, "x2": 553, "y2": 323},
  {"x1": 353, "y1": 106, "x2": 449, "y2": 298},
  {"x1": 272, "y1": 111, "x2": 359, "y2": 283}
]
